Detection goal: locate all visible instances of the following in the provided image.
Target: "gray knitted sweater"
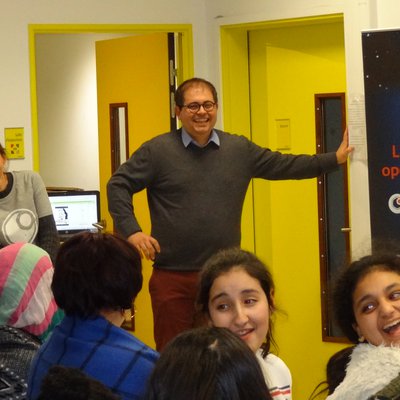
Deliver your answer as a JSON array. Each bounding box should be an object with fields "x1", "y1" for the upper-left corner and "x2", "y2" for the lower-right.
[
  {"x1": 0, "y1": 325, "x2": 40, "y2": 399},
  {"x1": 107, "y1": 129, "x2": 337, "y2": 271}
]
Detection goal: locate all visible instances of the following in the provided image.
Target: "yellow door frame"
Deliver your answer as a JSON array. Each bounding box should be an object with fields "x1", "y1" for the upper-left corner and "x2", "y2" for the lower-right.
[
  {"x1": 220, "y1": 14, "x2": 343, "y2": 130},
  {"x1": 28, "y1": 23, "x2": 194, "y2": 171}
]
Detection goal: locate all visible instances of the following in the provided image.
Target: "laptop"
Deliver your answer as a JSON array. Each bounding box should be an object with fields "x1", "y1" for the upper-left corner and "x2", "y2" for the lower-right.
[{"x1": 47, "y1": 190, "x2": 101, "y2": 241}]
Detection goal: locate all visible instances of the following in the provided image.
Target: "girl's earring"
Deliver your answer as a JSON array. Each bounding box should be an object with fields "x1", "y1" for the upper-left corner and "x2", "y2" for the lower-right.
[{"x1": 358, "y1": 335, "x2": 365, "y2": 343}]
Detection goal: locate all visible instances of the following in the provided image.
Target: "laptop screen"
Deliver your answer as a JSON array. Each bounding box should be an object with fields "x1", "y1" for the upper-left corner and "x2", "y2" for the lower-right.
[{"x1": 47, "y1": 190, "x2": 100, "y2": 236}]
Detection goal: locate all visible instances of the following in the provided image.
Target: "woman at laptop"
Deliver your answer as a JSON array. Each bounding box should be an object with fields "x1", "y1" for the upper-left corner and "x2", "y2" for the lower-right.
[{"x1": 0, "y1": 142, "x2": 59, "y2": 261}]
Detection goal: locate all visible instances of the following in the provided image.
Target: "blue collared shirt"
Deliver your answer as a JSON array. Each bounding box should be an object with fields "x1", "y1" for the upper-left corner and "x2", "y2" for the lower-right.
[{"x1": 181, "y1": 128, "x2": 220, "y2": 148}]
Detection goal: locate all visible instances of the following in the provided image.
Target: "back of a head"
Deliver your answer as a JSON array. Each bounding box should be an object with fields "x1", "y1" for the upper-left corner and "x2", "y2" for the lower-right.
[
  {"x1": 145, "y1": 326, "x2": 271, "y2": 400},
  {"x1": 52, "y1": 232, "x2": 142, "y2": 317},
  {"x1": 0, "y1": 242, "x2": 61, "y2": 341},
  {"x1": 37, "y1": 365, "x2": 121, "y2": 400}
]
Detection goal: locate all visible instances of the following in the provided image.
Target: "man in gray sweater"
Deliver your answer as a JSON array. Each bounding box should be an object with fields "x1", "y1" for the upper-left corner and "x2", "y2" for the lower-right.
[{"x1": 107, "y1": 77, "x2": 353, "y2": 351}]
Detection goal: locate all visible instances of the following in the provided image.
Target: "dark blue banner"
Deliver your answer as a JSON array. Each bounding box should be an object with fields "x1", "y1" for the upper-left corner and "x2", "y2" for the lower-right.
[{"x1": 362, "y1": 29, "x2": 400, "y2": 246}]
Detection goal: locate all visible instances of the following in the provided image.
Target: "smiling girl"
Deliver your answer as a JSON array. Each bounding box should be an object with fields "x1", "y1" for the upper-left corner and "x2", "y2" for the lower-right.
[
  {"x1": 327, "y1": 252, "x2": 400, "y2": 399},
  {"x1": 196, "y1": 247, "x2": 292, "y2": 400}
]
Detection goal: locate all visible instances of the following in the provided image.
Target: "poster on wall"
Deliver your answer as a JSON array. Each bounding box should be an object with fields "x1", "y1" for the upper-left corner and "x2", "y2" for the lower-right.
[
  {"x1": 362, "y1": 29, "x2": 400, "y2": 247},
  {"x1": 4, "y1": 127, "x2": 25, "y2": 159}
]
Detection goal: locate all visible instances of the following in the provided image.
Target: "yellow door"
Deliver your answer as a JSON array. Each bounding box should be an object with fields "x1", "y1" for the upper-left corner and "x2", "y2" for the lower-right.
[
  {"x1": 96, "y1": 33, "x2": 172, "y2": 348},
  {"x1": 248, "y1": 20, "x2": 346, "y2": 399},
  {"x1": 220, "y1": 16, "x2": 346, "y2": 399}
]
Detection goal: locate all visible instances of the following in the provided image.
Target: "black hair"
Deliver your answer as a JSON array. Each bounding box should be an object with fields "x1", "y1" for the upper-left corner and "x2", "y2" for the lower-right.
[
  {"x1": 145, "y1": 326, "x2": 272, "y2": 400},
  {"x1": 308, "y1": 346, "x2": 354, "y2": 399},
  {"x1": 37, "y1": 365, "x2": 121, "y2": 400},
  {"x1": 332, "y1": 252, "x2": 400, "y2": 343},
  {"x1": 52, "y1": 232, "x2": 142, "y2": 317},
  {"x1": 174, "y1": 77, "x2": 218, "y2": 108},
  {"x1": 196, "y1": 247, "x2": 275, "y2": 357}
]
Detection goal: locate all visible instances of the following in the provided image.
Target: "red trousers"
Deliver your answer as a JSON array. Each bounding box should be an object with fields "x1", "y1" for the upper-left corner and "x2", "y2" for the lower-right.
[{"x1": 149, "y1": 268, "x2": 199, "y2": 352}]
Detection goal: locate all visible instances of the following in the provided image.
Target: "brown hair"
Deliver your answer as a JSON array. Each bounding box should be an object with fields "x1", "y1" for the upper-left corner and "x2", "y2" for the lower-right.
[
  {"x1": 52, "y1": 231, "x2": 142, "y2": 317},
  {"x1": 174, "y1": 78, "x2": 218, "y2": 108},
  {"x1": 0, "y1": 143, "x2": 7, "y2": 159},
  {"x1": 196, "y1": 247, "x2": 276, "y2": 357}
]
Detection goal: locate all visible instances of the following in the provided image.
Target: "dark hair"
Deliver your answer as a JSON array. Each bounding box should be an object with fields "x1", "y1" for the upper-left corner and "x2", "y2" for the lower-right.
[
  {"x1": 145, "y1": 326, "x2": 272, "y2": 400},
  {"x1": 52, "y1": 232, "x2": 142, "y2": 317},
  {"x1": 174, "y1": 77, "x2": 218, "y2": 108},
  {"x1": 196, "y1": 247, "x2": 275, "y2": 357},
  {"x1": 0, "y1": 143, "x2": 6, "y2": 159},
  {"x1": 309, "y1": 346, "x2": 354, "y2": 399},
  {"x1": 37, "y1": 365, "x2": 121, "y2": 400},
  {"x1": 332, "y1": 252, "x2": 400, "y2": 343},
  {"x1": 326, "y1": 346, "x2": 353, "y2": 394}
]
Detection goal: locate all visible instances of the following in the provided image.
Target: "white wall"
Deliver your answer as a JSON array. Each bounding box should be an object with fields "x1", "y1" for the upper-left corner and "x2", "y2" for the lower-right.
[
  {"x1": 36, "y1": 34, "x2": 100, "y2": 189},
  {"x1": 343, "y1": 1, "x2": 377, "y2": 257},
  {"x1": 35, "y1": 33, "x2": 138, "y2": 190},
  {"x1": 376, "y1": 0, "x2": 400, "y2": 28}
]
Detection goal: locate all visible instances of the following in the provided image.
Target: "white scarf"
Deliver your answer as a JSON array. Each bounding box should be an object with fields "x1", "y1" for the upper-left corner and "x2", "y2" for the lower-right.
[{"x1": 327, "y1": 343, "x2": 400, "y2": 400}]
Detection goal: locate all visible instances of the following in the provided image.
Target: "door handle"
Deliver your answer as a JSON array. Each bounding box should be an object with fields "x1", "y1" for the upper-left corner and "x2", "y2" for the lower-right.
[{"x1": 341, "y1": 227, "x2": 351, "y2": 232}]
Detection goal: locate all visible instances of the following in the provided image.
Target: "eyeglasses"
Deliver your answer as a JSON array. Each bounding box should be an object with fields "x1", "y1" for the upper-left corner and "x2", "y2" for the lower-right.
[
  {"x1": 182, "y1": 101, "x2": 216, "y2": 113},
  {"x1": 123, "y1": 305, "x2": 137, "y2": 322}
]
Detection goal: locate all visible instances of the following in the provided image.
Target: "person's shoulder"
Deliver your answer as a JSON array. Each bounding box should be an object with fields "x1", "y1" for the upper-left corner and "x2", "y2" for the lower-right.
[
  {"x1": 140, "y1": 342, "x2": 159, "y2": 362},
  {"x1": 216, "y1": 129, "x2": 248, "y2": 141},
  {"x1": 123, "y1": 331, "x2": 159, "y2": 361},
  {"x1": 265, "y1": 352, "x2": 288, "y2": 365},
  {"x1": 216, "y1": 130, "x2": 257, "y2": 148},
  {"x1": 143, "y1": 130, "x2": 181, "y2": 146},
  {"x1": 0, "y1": 325, "x2": 40, "y2": 348},
  {"x1": 98, "y1": 318, "x2": 159, "y2": 361},
  {"x1": 260, "y1": 351, "x2": 291, "y2": 374},
  {"x1": 132, "y1": 131, "x2": 182, "y2": 158},
  {"x1": 352, "y1": 343, "x2": 400, "y2": 365},
  {"x1": 10, "y1": 170, "x2": 45, "y2": 191},
  {"x1": 12, "y1": 170, "x2": 42, "y2": 182},
  {"x1": 12, "y1": 170, "x2": 39, "y2": 176}
]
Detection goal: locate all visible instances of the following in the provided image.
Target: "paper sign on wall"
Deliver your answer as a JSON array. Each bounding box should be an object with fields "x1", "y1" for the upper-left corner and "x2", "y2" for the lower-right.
[
  {"x1": 4, "y1": 127, "x2": 25, "y2": 159},
  {"x1": 275, "y1": 119, "x2": 291, "y2": 150}
]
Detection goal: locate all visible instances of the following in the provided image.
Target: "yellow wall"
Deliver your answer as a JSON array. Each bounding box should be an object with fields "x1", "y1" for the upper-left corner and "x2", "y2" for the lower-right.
[
  {"x1": 96, "y1": 33, "x2": 172, "y2": 348},
  {"x1": 222, "y1": 16, "x2": 349, "y2": 399}
]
